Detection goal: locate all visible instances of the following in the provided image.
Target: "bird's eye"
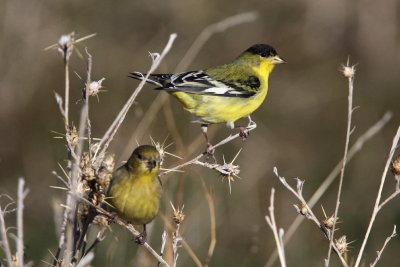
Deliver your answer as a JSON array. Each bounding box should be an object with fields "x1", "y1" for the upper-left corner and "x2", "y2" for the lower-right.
[
  {"x1": 137, "y1": 154, "x2": 143, "y2": 160},
  {"x1": 260, "y1": 52, "x2": 267, "y2": 57}
]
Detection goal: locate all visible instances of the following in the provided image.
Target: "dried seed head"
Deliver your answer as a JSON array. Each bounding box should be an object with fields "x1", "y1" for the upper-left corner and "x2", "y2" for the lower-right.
[
  {"x1": 323, "y1": 215, "x2": 338, "y2": 229},
  {"x1": 87, "y1": 78, "x2": 105, "y2": 97},
  {"x1": 93, "y1": 214, "x2": 108, "y2": 227},
  {"x1": 96, "y1": 154, "x2": 115, "y2": 189},
  {"x1": 391, "y1": 154, "x2": 400, "y2": 176},
  {"x1": 66, "y1": 125, "x2": 78, "y2": 148},
  {"x1": 335, "y1": 235, "x2": 350, "y2": 254},
  {"x1": 340, "y1": 60, "x2": 356, "y2": 78},
  {"x1": 298, "y1": 202, "x2": 308, "y2": 216},
  {"x1": 171, "y1": 202, "x2": 185, "y2": 225},
  {"x1": 57, "y1": 32, "x2": 75, "y2": 62},
  {"x1": 80, "y1": 152, "x2": 95, "y2": 181},
  {"x1": 101, "y1": 154, "x2": 115, "y2": 174}
]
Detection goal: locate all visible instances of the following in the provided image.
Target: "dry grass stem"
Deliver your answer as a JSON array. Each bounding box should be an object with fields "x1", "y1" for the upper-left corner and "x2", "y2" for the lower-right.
[
  {"x1": 370, "y1": 225, "x2": 397, "y2": 267},
  {"x1": 354, "y1": 126, "x2": 400, "y2": 267},
  {"x1": 326, "y1": 59, "x2": 357, "y2": 266},
  {"x1": 265, "y1": 188, "x2": 286, "y2": 267},
  {"x1": 265, "y1": 111, "x2": 392, "y2": 267},
  {"x1": 273, "y1": 168, "x2": 349, "y2": 266}
]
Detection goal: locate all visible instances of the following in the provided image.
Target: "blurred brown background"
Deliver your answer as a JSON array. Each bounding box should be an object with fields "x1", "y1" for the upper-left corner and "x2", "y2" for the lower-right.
[{"x1": 1, "y1": 0, "x2": 400, "y2": 266}]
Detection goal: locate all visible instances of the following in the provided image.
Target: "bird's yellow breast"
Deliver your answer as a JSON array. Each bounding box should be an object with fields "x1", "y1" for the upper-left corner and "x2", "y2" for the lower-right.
[{"x1": 108, "y1": 168, "x2": 162, "y2": 225}]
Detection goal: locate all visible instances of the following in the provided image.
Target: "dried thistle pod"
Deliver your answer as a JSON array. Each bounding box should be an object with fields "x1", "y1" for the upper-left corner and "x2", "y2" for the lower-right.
[
  {"x1": 80, "y1": 152, "x2": 95, "y2": 181},
  {"x1": 391, "y1": 154, "x2": 400, "y2": 176},
  {"x1": 66, "y1": 125, "x2": 78, "y2": 148},
  {"x1": 96, "y1": 154, "x2": 115, "y2": 189},
  {"x1": 171, "y1": 202, "x2": 185, "y2": 225},
  {"x1": 298, "y1": 202, "x2": 308, "y2": 216},
  {"x1": 335, "y1": 235, "x2": 352, "y2": 254}
]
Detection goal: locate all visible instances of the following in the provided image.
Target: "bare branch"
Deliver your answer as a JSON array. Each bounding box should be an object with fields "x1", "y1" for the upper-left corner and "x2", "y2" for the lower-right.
[
  {"x1": 265, "y1": 188, "x2": 286, "y2": 267},
  {"x1": 370, "y1": 225, "x2": 397, "y2": 267},
  {"x1": 355, "y1": 126, "x2": 400, "y2": 267}
]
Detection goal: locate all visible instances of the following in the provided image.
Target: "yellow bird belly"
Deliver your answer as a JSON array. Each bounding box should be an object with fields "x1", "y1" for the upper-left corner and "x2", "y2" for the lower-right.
[
  {"x1": 171, "y1": 84, "x2": 268, "y2": 124},
  {"x1": 109, "y1": 172, "x2": 162, "y2": 225}
]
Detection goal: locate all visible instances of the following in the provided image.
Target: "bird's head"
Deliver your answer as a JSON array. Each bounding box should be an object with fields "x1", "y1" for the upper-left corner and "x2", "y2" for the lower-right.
[
  {"x1": 237, "y1": 44, "x2": 285, "y2": 75},
  {"x1": 127, "y1": 145, "x2": 161, "y2": 174}
]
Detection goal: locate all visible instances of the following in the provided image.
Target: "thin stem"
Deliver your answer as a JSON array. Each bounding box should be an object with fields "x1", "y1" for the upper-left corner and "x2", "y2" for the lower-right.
[
  {"x1": 64, "y1": 62, "x2": 69, "y2": 129},
  {"x1": 326, "y1": 62, "x2": 355, "y2": 266},
  {"x1": 354, "y1": 126, "x2": 400, "y2": 267},
  {"x1": 265, "y1": 188, "x2": 286, "y2": 267},
  {"x1": 17, "y1": 178, "x2": 28, "y2": 267}
]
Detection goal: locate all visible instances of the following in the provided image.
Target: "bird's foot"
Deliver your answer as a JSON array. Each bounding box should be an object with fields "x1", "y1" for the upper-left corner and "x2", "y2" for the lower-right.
[
  {"x1": 237, "y1": 126, "x2": 250, "y2": 140},
  {"x1": 134, "y1": 231, "x2": 147, "y2": 245},
  {"x1": 106, "y1": 212, "x2": 118, "y2": 225},
  {"x1": 203, "y1": 143, "x2": 217, "y2": 162}
]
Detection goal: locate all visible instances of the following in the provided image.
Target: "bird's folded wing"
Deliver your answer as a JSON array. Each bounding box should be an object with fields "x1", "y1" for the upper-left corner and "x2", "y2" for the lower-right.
[{"x1": 155, "y1": 71, "x2": 256, "y2": 98}]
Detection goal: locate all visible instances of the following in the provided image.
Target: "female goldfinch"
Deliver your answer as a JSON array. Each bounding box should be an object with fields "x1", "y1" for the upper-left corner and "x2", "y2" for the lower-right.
[
  {"x1": 107, "y1": 145, "x2": 162, "y2": 244},
  {"x1": 129, "y1": 44, "x2": 285, "y2": 152}
]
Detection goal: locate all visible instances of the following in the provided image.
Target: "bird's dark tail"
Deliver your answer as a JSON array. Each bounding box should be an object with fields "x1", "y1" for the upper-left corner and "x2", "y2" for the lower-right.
[{"x1": 128, "y1": 72, "x2": 172, "y2": 87}]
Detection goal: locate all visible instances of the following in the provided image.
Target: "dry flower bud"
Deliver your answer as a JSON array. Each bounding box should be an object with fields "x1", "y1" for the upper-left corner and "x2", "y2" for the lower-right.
[
  {"x1": 66, "y1": 125, "x2": 78, "y2": 148},
  {"x1": 299, "y1": 202, "x2": 308, "y2": 216},
  {"x1": 87, "y1": 78, "x2": 105, "y2": 97},
  {"x1": 171, "y1": 202, "x2": 185, "y2": 224},
  {"x1": 391, "y1": 154, "x2": 400, "y2": 176},
  {"x1": 335, "y1": 235, "x2": 350, "y2": 254},
  {"x1": 80, "y1": 152, "x2": 95, "y2": 181},
  {"x1": 340, "y1": 62, "x2": 356, "y2": 78},
  {"x1": 323, "y1": 215, "x2": 338, "y2": 229},
  {"x1": 57, "y1": 32, "x2": 74, "y2": 62}
]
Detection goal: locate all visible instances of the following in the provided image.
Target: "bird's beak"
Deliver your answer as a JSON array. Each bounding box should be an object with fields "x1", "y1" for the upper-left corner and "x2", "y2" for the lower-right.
[
  {"x1": 147, "y1": 158, "x2": 157, "y2": 170},
  {"x1": 271, "y1": 55, "x2": 286, "y2": 65}
]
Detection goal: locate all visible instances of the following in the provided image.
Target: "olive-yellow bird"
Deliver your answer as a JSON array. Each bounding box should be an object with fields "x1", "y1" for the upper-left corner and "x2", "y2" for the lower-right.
[
  {"x1": 129, "y1": 44, "x2": 285, "y2": 153},
  {"x1": 107, "y1": 145, "x2": 162, "y2": 244}
]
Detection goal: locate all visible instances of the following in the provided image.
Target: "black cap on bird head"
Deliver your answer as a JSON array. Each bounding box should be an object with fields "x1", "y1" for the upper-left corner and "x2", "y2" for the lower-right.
[{"x1": 245, "y1": 44, "x2": 278, "y2": 58}]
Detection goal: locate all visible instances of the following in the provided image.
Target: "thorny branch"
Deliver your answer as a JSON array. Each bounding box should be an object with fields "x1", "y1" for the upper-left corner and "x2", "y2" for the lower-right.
[{"x1": 273, "y1": 167, "x2": 349, "y2": 267}]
